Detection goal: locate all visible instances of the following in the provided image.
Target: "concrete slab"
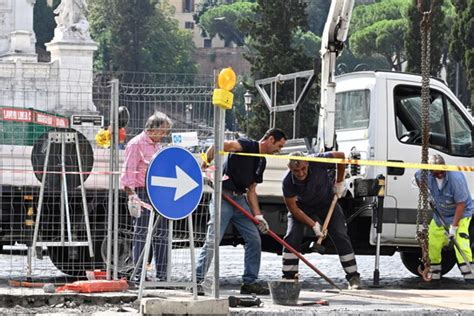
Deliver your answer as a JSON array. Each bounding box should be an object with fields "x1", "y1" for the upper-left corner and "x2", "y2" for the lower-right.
[
  {"x1": 0, "y1": 282, "x2": 472, "y2": 315},
  {"x1": 141, "y1": 296, "x2": 228, "y2": 316},
  {"x1": 225, "y1": 289, "x2": 454, "y2": 315},
  {"x1": 343, "y1": 289, "x2": 474, "y2": 311}
]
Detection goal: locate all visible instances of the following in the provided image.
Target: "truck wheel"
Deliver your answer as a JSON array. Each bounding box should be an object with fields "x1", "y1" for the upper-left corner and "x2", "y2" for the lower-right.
[
  {"x1": 99, "y1": 229, "x2": 133, "y2": 277},
  {"x1": 48, "y1": 243, "x2": 105, "y2": 276},
  {"x1": 48, "y1": 225, "x2": 107, "y2": 276},
  {"x1": 400, "y1": 250, "x2": 456, "y2": 277}
]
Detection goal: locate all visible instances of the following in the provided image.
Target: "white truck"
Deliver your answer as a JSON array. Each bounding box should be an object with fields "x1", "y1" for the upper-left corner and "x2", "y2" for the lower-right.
[
  {"x1": 253, "y1": 70, "x2": 473, "y2": 276},
  {"x1": 245, "y1": 0, "x2": 474, "y2": 277}
]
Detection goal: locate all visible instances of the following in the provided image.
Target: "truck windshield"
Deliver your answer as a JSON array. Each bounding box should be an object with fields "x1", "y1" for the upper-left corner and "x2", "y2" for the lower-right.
[{"x1": 335, "y1": 90, "x2": 370, "y2": 130}]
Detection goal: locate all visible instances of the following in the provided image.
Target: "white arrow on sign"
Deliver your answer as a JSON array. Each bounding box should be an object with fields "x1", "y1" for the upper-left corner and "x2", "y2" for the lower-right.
[{"x1": 151, "y1": 165, "x2": 199, "y2": 201}]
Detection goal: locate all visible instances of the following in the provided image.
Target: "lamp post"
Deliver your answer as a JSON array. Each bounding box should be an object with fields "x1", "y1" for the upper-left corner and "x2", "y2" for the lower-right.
[
  {"x1": 244, "y1": 90, "x2": 253, "y2": 136},
  {"x1": 185, "y1": 104, "x2": 193, "y2": 124}
]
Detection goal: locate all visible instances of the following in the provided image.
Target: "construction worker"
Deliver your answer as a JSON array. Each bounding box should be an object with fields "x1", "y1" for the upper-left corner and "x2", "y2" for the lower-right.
[
  {"x1": 415, "y1": 154, "x2": 474, "y2": 284},
  {"x1": 282, "y1": 151, "x2": 361, "y2": 290},
  {"x1": 121, "y1": 111, "x2": 172, "y2": 283},
  {"x1": 196, "y1": 128, "x2": 287, "y2": 295}
]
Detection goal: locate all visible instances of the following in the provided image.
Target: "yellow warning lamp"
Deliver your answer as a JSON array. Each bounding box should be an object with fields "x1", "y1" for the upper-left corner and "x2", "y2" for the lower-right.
[{"x1": 212, "y1": 67, "x2": 237, "y2": 109}]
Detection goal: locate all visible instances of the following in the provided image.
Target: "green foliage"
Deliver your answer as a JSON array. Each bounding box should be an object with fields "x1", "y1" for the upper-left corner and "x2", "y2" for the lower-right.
[
  {"x1": 199, "y1": 1, "x2": 257, "y2": 46},
  {"x1": 33, "y1": 0, "x2": 60, "y2": 51},
  {"x1": 194, "y1": 0, "x2": 220, "y2": 27},
  {"x1": 351, "y1": 19, "x2": 407, "y2": 70},
  {"x1": 336, "y1": 48, "x2": 391, "y2": 73},
  {"x1": 404, "y1": 0, "x2": 448, "y2": 76},
  {"x1": 307, "y1": 0, "x2": 331, "y2": 36},
  {"x1": 240, "y1": 0, "x2": 318, "y2": 139},
  {"x1": 292, "y1": 28, "x2": 321, "y2": 58},
  {"x1": 89, "y1": 0, "x2": 196, "y2": 73},
  {"x1": 350, "y1": 1, "x2": 410, "y2": 71},
  {"x1": 449, "y1": 0, "x2": 473, "y2": 109},
  {"x1": 350, "y1": 0, "x2": 410, "y2": 34}
]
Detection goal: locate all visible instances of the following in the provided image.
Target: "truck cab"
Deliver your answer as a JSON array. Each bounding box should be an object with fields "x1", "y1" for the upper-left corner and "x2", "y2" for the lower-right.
[{"x1": 335, "y1": 71, "x2": 473, "y2": 248}]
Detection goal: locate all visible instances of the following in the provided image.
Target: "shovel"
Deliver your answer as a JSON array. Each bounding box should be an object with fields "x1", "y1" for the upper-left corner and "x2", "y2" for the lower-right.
[
  {"x1": 430, "y1": 204, "x2": 474, "y2": 274},
  {"x1": 222, "y1": 194, "x2": 341, "y2": 291},
  {"x1": 310, "y1": 194, "x2": 339, "y2": 254}
]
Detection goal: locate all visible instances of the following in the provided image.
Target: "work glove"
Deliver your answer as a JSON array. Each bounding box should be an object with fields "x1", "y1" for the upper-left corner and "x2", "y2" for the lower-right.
[
  {"x1": 312, "y1": 222, "x2": 323, "y2": 237},
  {"x1": 128, "y1": 194, "x2": 142, "y2": 218},
  {"x1": 447, "y1": 225, "x2": 458, "y2": 239},
  {"x1": 255, "y1": 215, "x2": 269, "y2": 234},
  {"x1": 333, "y1": 181, "x2": 346, "y2": 198}
]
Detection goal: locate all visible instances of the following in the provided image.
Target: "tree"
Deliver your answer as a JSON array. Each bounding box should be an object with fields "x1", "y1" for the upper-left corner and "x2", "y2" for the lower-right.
[
  {"x1": 351, "y1": 19, "x2": 407, "y2": 71},
  {"x1": 349, "y1": 0, "x2": 411, "y2": 71},
  {"x1": 449, "y1": 0, "x2": 473, "y2": 110},
  {"x1": 199, "y1": 1, "x2": 257, "y2": 46},
  {"x1": 307, "y1": 0, "x2": 331, "y2": 36},
  {"x1": 350, "y1": 0, "x2": 410, "y2": 33},
  {"x1": 404, "y1": 0, "x2": 448, "y2": 76},
  {"x1": 88, "y1": 0, "x2": 196, "y2": 73},
  {"x1": 33, "y1": 0, "x2": 60, "y2": 61},
  {"x1": 193, "y1": 0, "x2": 220, "y2": 27},
  {"x1": 240, "y1": 0, "x2": 318, "y2": 139}
]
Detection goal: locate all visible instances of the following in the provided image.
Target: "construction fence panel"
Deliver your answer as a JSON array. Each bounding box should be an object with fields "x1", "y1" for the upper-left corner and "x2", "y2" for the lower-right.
[{"x1": 0, "y1": 66, "x2": 220, "y2": 294}]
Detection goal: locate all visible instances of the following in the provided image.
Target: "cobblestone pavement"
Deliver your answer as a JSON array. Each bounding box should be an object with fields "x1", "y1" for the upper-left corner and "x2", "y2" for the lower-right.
[{"x1": 0, "y1": 247, "x2": 470, "y2": 315}]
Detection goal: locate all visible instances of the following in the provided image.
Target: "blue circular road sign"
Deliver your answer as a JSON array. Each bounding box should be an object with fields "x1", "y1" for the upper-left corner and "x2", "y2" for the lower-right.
[{"x1": 146, "y1": 146, "x2": 203, "y2": 220}]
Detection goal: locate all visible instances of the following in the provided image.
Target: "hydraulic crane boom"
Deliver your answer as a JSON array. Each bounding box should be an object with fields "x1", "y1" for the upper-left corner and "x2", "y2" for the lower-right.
[{"x1": 317, "y1": 0, "x2": 354, "y2": 151}]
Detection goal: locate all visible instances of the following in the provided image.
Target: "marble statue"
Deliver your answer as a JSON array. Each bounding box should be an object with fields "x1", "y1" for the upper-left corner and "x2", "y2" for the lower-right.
[{"x1": 53, "y1": 0, "x2": 91, "y2": 41}]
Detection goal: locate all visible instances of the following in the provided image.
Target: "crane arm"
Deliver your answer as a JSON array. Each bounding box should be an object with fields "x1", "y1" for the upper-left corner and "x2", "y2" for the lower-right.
[{"x1": 317, "y1": 0, "x2": 354, "y2": 151}]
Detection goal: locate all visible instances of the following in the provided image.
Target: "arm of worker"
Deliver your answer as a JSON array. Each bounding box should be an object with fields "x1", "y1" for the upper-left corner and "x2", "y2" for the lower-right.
[
  {"x1": 201, "y1": 140, "x2": 243, "y2": 169},
  {"x1": 330, "y1": 151, "x2": 346, "y2": 197},
  {"x1": 450, "y1": 174, "x2": 470, "y2": 236},
  {"x1": 331, "y1": 151, "x2": 346, "y2": 183},
  {"x1": 247, "y1": 182, "x2": 269, "y2": 233},
  {"x1": 452, "y1": 202, "x2": 465, "y2": 228},
  {"x1": 121, "y1": 144, "x2": 143, "y2": 218},
  {"x1": 121, "y1": 143, "x2": 140, "y2": 196},
  {"x1": 284, "y1": 196, "x2": 323, "y2": 237}
]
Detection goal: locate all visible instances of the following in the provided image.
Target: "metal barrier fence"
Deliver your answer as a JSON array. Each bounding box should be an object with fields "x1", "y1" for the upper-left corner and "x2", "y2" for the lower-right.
[{"x1": 0, "y1": 66, "x2": 219, "y2": 295}]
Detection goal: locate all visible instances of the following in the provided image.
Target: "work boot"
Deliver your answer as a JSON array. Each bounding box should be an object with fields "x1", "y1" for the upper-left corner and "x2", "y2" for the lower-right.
[
  {"x1": 348, "y1": 275, "x2": 361, "y2": 290},
  {"x1": 240, "y1": 283, "x2": 270, "y2": 295}
]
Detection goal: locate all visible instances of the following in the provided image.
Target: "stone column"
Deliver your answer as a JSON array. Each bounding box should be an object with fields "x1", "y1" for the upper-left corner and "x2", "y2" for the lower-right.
[{"x1": 45, "y1": 39, "x2": 98, "y2": 115}]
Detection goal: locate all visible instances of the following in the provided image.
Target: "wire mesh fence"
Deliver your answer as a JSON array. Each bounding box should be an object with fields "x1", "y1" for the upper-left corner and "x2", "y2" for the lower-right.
[{"x1": 0, "y1": 66, "x2": 219, "y2": 294}]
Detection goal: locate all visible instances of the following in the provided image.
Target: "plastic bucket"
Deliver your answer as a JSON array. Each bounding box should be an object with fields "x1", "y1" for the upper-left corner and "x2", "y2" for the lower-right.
[{"x1": 267, "y1": 279, "x2": 301, "y2": 306}]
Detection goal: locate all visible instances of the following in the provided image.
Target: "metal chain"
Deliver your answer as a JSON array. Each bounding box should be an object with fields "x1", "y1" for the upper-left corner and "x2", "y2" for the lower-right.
[{"x1": 416, "y1": 0, "x2": 432, "y2": 280}]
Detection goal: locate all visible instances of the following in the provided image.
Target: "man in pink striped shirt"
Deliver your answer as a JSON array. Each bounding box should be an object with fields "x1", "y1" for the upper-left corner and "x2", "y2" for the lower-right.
[{"x1": 120, "y1": 111, "x2": 172, "y2": 283}]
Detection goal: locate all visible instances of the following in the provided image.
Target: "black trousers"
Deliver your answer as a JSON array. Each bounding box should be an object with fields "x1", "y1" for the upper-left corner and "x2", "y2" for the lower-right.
[{"x1": 282, "y1": 202, "x2": 359, "y2": 280}]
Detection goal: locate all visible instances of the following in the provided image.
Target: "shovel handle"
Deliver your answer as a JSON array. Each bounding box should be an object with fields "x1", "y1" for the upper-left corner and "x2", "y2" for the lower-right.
[
  {"x1": 222, "y1": 194, "x2": 341, "y2": 291},
  {"x1": 317, "y1": 194, "x2": 339, "y2": 245}
]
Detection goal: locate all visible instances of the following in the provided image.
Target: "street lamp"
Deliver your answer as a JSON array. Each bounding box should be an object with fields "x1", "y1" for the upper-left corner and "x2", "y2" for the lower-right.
[
  {"x1": 244, "y1": 90, "x2": 253, "y2": 135},
  {"x1": 185, "y1": 104, "x2": 193, "y2": 124}
]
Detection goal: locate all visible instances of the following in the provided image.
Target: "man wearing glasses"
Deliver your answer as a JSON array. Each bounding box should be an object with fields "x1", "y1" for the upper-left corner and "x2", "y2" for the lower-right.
[
  {"x1": 415, "y1": 154, "x2": 474, "y2": 284},
  {"x1": 121, "y1": 111, "x2": 172, "y2": 283}
]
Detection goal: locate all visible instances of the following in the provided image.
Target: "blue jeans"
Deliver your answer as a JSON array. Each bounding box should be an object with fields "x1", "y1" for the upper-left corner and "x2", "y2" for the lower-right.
[
  {"x1": 196, "y1": 194, "x2": 262, "y2": 285},
  {"x1": 133, "y1": 188, "x2": 169, "y2": 280}
]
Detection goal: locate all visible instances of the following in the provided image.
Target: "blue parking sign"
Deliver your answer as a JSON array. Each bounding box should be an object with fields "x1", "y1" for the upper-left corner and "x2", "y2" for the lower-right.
[{"x1": 146, "y1": 146, "x2": 203, "y2": 220}]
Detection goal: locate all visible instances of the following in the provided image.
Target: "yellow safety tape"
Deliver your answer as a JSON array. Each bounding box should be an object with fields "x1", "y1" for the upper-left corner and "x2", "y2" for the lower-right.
[{"x1": 217, "y1": 151, "x2": 474, "y2": 173}]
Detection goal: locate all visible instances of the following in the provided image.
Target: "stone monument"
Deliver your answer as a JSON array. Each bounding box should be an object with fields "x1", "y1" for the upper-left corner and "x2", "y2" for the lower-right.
[
  {"x1": 46, "y1": 0, "x2": 98, "y2": 114},
  {"x1": 52, "y1": 0, "x2": 91, "y2": 42},
  {"x1": 0, "y1": 0, "x2": 37, "y2": 62}
]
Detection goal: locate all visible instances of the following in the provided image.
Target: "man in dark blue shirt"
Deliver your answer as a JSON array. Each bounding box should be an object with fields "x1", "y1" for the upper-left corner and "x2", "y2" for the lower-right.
[
  {"x1": 282, "y1": 151, "x2": 361, "y2": 290},
  {"x1": 196, "y1": 128, "x2": 287, "y2": 295}
]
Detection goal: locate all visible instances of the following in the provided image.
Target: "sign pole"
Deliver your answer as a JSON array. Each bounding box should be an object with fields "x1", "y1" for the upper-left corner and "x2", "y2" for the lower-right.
[
  {"x1": 211, "y1": 67, "x2": 235, "y2": 299},
  {"x1": 213, "y1": 106, "x2": 225, "y2": 299},
  {"x1": 137, "y1": 210, "x2": 156, "y2": 302}
]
